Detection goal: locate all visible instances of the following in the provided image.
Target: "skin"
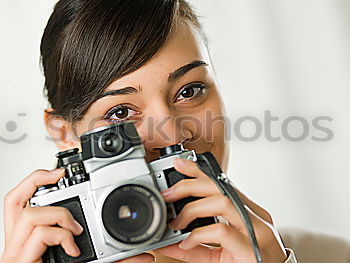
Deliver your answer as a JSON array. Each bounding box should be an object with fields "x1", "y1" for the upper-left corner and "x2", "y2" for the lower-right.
[{"x1": 1, "y1": 23, "x2": 287, "y2": 263}]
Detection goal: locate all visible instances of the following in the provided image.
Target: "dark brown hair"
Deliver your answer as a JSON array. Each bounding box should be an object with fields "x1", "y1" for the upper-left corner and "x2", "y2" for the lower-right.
[{"x1": 41, "y1": 0, "x2": 208, "y2": 124}]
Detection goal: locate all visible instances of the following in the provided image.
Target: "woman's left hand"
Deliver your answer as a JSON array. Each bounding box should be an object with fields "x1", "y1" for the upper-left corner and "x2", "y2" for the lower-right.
[{"x1": 155, "y1": 158, "x2": 287, "y2": 263}]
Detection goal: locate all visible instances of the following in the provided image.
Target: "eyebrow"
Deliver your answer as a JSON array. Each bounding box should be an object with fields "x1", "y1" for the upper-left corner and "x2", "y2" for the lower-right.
[
  {"x1": 98, "y1": 86, "x2": 139, "y2": 99},
  {"x1": 98, "y1": 60, "x2": 208, "y2": 98},
  {"x1": 168, "y1": 60, "x2": 208, "y2": 83}
]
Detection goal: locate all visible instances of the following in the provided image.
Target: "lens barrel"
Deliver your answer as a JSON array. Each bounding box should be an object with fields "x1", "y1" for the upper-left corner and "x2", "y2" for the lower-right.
[
  {"x1": 101, "y1": 184, "x2": 166, "y2": 246},
  {"x1": 159, "y1": 143, "x2": 185, "y2": 158}
]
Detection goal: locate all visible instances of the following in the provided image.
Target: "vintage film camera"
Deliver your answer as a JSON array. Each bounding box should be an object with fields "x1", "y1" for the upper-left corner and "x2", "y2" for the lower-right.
[{"x1": 30, "y1": 121, "x2": 225, "y2": 263}]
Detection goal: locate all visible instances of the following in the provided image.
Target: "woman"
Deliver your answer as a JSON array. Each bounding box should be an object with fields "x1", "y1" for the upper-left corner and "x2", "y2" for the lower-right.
[{"x1": 1, "y1": 0, "x2": 296, "y2": 262}]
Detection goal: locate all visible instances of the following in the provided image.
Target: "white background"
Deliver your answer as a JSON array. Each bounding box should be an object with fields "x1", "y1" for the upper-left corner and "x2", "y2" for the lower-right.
[{"x1": 0, "y1": 0, "x2": 349, "y2": 251}]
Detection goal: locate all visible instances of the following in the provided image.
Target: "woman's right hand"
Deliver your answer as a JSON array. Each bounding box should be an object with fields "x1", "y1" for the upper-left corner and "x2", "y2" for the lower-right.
[{"x1": 1, "y1": 168, "x2": 155, "y2": 263}]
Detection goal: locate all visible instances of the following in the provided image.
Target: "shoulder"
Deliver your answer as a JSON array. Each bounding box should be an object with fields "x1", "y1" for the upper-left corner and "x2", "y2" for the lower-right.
[{"x1": 279, "y1": 227, "x2": 350, "y2": 263}]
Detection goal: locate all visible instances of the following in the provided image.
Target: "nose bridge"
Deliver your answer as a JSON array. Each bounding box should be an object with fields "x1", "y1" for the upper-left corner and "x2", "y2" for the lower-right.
[
  {"x1": 141, "y1": 102, "x2": 191, "y2": 149},
  {"x1": 149, "y1": 105, "x2": 180, "y2": 145}
]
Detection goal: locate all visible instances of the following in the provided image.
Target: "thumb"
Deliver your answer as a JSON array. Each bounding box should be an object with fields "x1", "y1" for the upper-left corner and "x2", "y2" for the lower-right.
[{"x1": 154, "y1": 242, "x2": 214, "y2": 263}]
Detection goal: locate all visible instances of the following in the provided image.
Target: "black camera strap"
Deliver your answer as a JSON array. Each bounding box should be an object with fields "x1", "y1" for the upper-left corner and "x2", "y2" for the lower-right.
[{"x1": 196, "y1": 152, "x2": 263, "y2": 263}]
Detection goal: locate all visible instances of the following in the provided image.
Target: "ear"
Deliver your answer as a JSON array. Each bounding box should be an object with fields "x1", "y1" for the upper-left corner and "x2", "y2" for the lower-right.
[{"x1": 44, "y1": 108, "x2": 81, "y2": 151}]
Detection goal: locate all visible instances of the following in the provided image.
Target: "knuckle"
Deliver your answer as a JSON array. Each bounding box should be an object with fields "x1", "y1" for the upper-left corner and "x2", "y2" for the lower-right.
[
  {"x1": 58, "y1": 229, "x2": 73, "y2": 242},
  {"x1": 215, "y1": 223, "x2": 230, "y2": 236},
  {"x1": 189, "y1": 227, "x2": 202, "y2": 240},
  {"x1": 20, "y1": 207, "x2": 44, "y2": 227},
  {"x1": 4, "y1": 190, "x2": 16, "y2": 205},
  {"x1": 208, "y1": 180, "x2": 220, "y2": 193},
  {"x1": 219, "y1": 195, "x2": 232, "y2": 208},
  {"x1": 56, "y1": 207, "x2": 73, "y2": 222},
  {"x1": 175, "y1": 179, "x2": 193, "y2": 192},
  {"x1": 56, "y1": 206, "x2": 71, "y2": 216},
  {"x1": 181, "y1": 202, "x2": 196, "y2": 218},
  {"x1": 32, "y1": 226, "x2": 48, "y2": 240},
  {"x1": 20, "y1": 207, "x2": 34, "y2": 223},
  {"x1": 185, "y1": 198, "x2": 197, "y2": 210}
]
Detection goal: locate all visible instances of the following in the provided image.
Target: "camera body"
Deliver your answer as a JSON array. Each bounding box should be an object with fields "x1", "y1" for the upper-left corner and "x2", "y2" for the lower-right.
[{"x1": 30, "y1": 122, "x2": 220, "y2": 263}]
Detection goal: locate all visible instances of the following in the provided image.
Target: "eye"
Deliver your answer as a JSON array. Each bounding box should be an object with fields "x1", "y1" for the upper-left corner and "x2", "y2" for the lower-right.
[
  {"x1": 175, "y1": 82, "x2": 207, "y2": 102},
  {"x1": 104, "y1": 104, "x2": 140, "y2": 123}
]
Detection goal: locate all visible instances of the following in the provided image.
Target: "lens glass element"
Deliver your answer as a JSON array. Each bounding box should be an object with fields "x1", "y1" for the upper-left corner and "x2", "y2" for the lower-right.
[{"x1": 101, "y1": 184, "x2": 165, "y2": 245}]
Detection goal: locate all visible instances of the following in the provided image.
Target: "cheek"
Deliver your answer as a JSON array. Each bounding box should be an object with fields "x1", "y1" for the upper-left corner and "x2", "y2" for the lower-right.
[
  {"x1": 189, "y1": 99, "x2": 225, "y2": 143},
  {"x1": 181, "y1": 111, "x2": 224, "y2": 143},
  {"x1": 188, "y1": 98, "x2": 227, "y2": 167},
  {"x1": 183, "y1": 110, "x2": 226, "y2": 170}
]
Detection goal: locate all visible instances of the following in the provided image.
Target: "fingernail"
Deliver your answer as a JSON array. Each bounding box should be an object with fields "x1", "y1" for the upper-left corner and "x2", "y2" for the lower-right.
[
  {"x1": 50, "y1": 168, "x2": 65, "y2": 175},
  {"x1": 179, "y1": 239, "x2": 188, "y2": 249},
  {"x1": 73, "y1": 220, "x2": 84, "y2": 235},
  {"x1": 71, "y1": 243, "x2": 81, "y2": 257},
  {"x1": 161, "y1": 188, "x2": 174, "y2": 197}
]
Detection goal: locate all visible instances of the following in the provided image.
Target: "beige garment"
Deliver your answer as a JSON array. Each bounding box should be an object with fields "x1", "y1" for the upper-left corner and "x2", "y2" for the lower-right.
[{"x1": 280, "y1": 227, "x2": 350, "y2": 263}]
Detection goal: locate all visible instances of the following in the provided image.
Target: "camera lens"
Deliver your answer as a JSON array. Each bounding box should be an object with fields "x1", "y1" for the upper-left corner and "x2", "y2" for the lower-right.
[
  {"x1": 101, "y1": 184, "x2": 166, "y2": 246},
  {"x1": 99, "y1": 132, "x2": 123, "y2": 153},
  {"x1": 159, "y1": 143, "x2": 185, "y2": 158}
]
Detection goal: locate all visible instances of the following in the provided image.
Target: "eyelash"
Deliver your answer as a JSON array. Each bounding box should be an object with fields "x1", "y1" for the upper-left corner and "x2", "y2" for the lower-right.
[
  {"x1": 174, "y1": 82, "x2": 207, "y2": 103},
  {"x1": 104, "y1": 104, "x2": 140, "y2": 124},
  {"x1": 104, "y1": 82, "x2": 208, "y2": 124}
]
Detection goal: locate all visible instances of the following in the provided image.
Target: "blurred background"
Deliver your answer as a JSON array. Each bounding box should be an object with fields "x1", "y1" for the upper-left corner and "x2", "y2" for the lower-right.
[{"x1": 0, "y1": 0, "x2": 349, "y2": 251}]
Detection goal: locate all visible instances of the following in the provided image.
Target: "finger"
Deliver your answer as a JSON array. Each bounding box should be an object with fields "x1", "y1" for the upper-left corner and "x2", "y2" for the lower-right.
[
  {"x1": 154, "y1": 242, "x2": 214, "y2": 263},
  {"x1": 6, "y1": 168, "x2": 65, "y2": 207},
  {"x1": 171, "y1": 194, "x2": 270, "y2": 241},
  {"x1": 179, "y1": 223, "x2": 251, "y2": 259},
  {"x1": 3, "y1": 168, "x2": 65, "y2": 243},
  {"x1": 174, "y1": 158, "x2": 273, "y2": 225},
  {"x1": 161, "y1": 177, "x2": 217, "y2": 202},
  {"x1": 8, "y1": 206, "x2": 83, "y2": 251},
  {"x1": 114, "y1": 253, "x2": 155, "y2": 263},
  {"x1": 170, "y1": 194, "x2": 241, "y2": 230},
  {"x1": 175, "y1": 157, "x2": 273, "y2": 225},
  {"x1": 20, "y1": 226, "x2": 80, "y2": 262},
  {"x1": 173, "y1": 158, "x2": 208, "y2": 179}
]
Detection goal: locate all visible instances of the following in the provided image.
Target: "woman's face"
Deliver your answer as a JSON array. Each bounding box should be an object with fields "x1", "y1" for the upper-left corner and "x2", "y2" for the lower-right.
[{"x1": 68, "y1": 23, "x2": 229, "y2": 172}]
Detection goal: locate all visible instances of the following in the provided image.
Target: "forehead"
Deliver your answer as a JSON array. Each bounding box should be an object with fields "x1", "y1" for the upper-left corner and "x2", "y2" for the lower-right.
[{"x1": 105, "y1": 23, "x2": 211, "y2": 90}]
